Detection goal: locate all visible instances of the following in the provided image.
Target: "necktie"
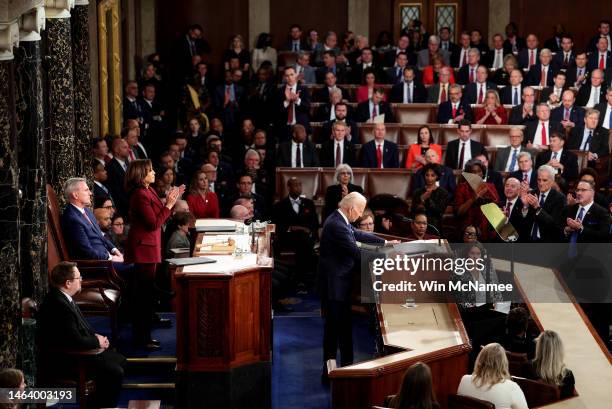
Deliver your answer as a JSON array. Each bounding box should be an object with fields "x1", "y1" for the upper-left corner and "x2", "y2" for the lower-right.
[
  {"x1": 469, "y1": 68, "x2": 474, "y2": 83},
  {"x1": 463, "y1": 51, "x2": 468, "y2": 66},
  {"x1": 452, "y1": 104, "x2": 457, "y2": 118},
  {"x1": 569, "y1": 207, "x2": 585, "y2": 244},
  {"x1": 458, "y1": 142, "x2": 465, "y2": 169},
  {"x1": 531, "y1": 194, "x2": 546, "y2": 240},
  {"x1": 129, "y1": 149, "x2": 136, "y2": 161},
  {"x1": 82, "y1": 210, "x2": 94, "y2": 226},
  {"x1": 529, "y1": 50, "x2": 535, "y2": 67},
  {"x1": 584, "y1": 131, "x2": 593, "y2": 151},
  {"x1": 122, "y1": 161, "x2": 128, "y2": 171},
  {"x1": 564, "y1": 53, "x2": 569, "y2": 65},
  {"x1": 609, "y1": 108, "x2": 612, "y2": 128},
  {"x1": 513, "y1": 87, "x2": 519, "y2": 106},
  {"x1": 189, "y1": 39, "x2": 196, "y2": 56},
  {"x1": 552, "y1": 151, "x2": 558, "y2": 160},
  {"x1": 508, "y1": 149, "x2": 518, "y2": 171},
  {"x1": 504, "y1": 201, "x2": 512, "y2": 216},
  {"x1": 287, "y1": 88, "x2": 294, "y2": 124},
  {"x1": 541, "y1": 67, "x2": 547, "y2": 86},
  {"x1": 295, "y1": 143, "x2": 302, "y2": 167},
  {"x1": 564, "y1": 108, "x2": 570, "y2": 121},
  {"x1": 372, "y1": 104, "x2": 378, "y2": 118},
  {"x1": 335, "y1": 142, "x2": 342, "y2": 167},
  {"x1": 376, "y1": 144, "x2": 383, "y2": 168},
  {"x1": 440, "y1": 85, "x2": 447, "y2": 103},
  {"x1": 523, "y1": 173, "x2": 528, "y2": 182},
  {"x1": 478, "y1": 85, "x2": 484, "y2": 104},
  {"x1": 291, "y1": 199, "x2": 300, "y2": 213},
  {"x1": 405, "y1": 83, "x2": 412, "y2": 103},
  {"x1": 599, "y1": 53, "x2": 605, "y2": 69},
  {"x1": 540, "y1": 122, "x2": 547, "y2": 145}
]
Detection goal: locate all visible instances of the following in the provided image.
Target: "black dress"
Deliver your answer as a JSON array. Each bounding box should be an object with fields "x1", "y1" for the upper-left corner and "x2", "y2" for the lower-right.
[
  {"x1": 521, "y1": 360, "x2": 576, "y2": 398},
  {"x1": 323, "y1": 183, "x2": 364, "y2": 220}
]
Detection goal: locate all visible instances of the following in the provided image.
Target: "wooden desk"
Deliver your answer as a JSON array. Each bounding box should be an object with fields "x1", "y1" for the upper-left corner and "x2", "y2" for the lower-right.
[{"x1": 174, "y1": 229, "x2": 273, "y2": 409}]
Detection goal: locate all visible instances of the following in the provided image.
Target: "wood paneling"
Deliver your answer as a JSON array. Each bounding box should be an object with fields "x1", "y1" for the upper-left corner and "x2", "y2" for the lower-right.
[
  {"x1": 463, "y1": 0, "x2": 488, "y2": 40},
  {"x1": 369, "y1": 0, "x2": 394, "y2": 46},
  {"x1": 510, "y1": 0, "x2": 612, "y2": 52},
  {"x1": 269, "y1": 0, "x2": 348, "y2": 50}
]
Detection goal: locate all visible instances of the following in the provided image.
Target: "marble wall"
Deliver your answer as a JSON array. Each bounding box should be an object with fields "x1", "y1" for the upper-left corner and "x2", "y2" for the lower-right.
[
  {"x1": 0, "y1": 60, "x2": 22, "y2": 369},
  {"x1": 44, "y1": 17, "x2": 76, "y2": 203},
  {"x1": 14, "y1": 40, "x2": 48, "y2": 304}
]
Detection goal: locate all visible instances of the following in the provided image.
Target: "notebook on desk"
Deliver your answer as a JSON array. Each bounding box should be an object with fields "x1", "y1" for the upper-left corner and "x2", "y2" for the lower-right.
[
  {"x1": 194, "y1": 218, "x2": 242, "y2": 232},
  {"x1": 166, "y1": 256, "x2": 216, "y2": 266}
]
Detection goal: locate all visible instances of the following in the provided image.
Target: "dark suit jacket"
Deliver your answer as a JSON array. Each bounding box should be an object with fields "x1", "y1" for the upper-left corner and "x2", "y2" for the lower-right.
[
  {"x1": 122, "y1": 97, "x2": 143, "y2": 122},
  {"x1": 314, "y1": 103, "x2": 337, "y2": 122},
  {"x1": 318, "y1": 210, "x2": 384, "y2": 301},
  {"x1": 272, "y1": 196, "x2": 319, "y2": 237},
  {"x1": 535, "y1": 149, "x2": 579, "y2": 182},
  {"x1": 281, "y1": 39, "x2": 310, "y2": 52},
  {"x1": 523, "y1": 188, "x2": 566, "y2": 242},
  {"x1": 436, "y1": 101, "x2": 474, "y2": 124},
  {"x1": 508, "y1": 104, "x2": 537, "y2": 125},
  {"x1": 526, "y1": 64, "x2": 559, "y2": 87},
  {"x1": 360, "y1": 140, "x2": 400, "y2": 168},
  {"x1": 444, "y1": 139, "x2": 487, "y2": 169},
  {"x1": 587, "y1": 51, "x2": 612, "y2": 71},
  {"x1": 562, "y1": 203, "x2": 611, "y2": 243},
  {"x1": 565, "y1": 65, "x2": 590, "y2": 88},
  {"x1": 553, "y1": 51, "x2": 575, "y2": 69},
  {"x1": 595, "y1": 102, "x2": 612, "y2": 127},
  {"x1": 455, "y1": 64, "x2": 479, "y2": 85},
  {"x1": 277, "y1": 84, "x2": 311, "y2": 129},
  {"x1": 389, "y1": 81, "x2": 427, "y2": 103},
  {"x1": 495, "y1": 146, "x2": 535, "y2": 172},
  {"x1": 518, "y1": 48, "x2": 540, "y2": 69},
  {"x1": 576, "y1": 84, "x2": 606, "y2": 107},
  {"x1": 320, "y1": 139, "x2": 356, "y2": 167},
  {"x1": 276, "y1": 140, "x2": 319, "y2": 167},
  {"x1": 503, "y1": 198, "x2": 530, "y2": 241},
  {"x1": 485, "y1": 169, "x2": 505, "y2": 200},
  {"x1": 385, "y1": 66, "x2": 404, "y2": 84},
  {"x1": 350, "y1": 63, "x2": 382, "y2": 84},
  {"x1": 462, "y1": 82, "x2": 497, "y2": 104},
  {"x1": 316, "y1": 65, "x2": 348, "y2": 84},
  {"x1": 567, "y1": 126, "x2": 610, "y2": 157},
  {"x1": 500, "y1": 85, "x2": 523, "y2": 105},
  {"x1": 503, "y1": 37, "x2": 527, "y2": 56},
  {"x1": 94, "y1": 182, "x2": 111, "y2": 203},
  {"x1": 510, "y1": 169, "x2": 538, "y2": 190},
  {"x1": 539, "y1": 86, "x2": 566, "y2": 103},
  {"x1": 355, "y1": 100, "x2": 395, "y2": 123},
  {"x1": 384, "y1": 49, "x2": 417, "y2": 67},
  {"x1": 323, "y1": 183, "x2": 364, "y2": 220},
  {"x1": 524, "y1": 121, "x2": 565, "y2": 145},
  {"x1": 61, "y1": 204, "x2": 115, "y2": 260},
  {"x1": 105, "y1": 158, "x2": 128, "y2": 218},
  {"x1": 550, "y1": 105, "x2": 585, "y2": 125}
]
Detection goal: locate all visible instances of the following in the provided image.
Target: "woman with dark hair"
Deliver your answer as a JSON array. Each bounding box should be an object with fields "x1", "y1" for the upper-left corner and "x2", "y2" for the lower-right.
[
  {"x1": 125, "y1": 159, "x2": 184, "y2": 349},
  {"x1": 454, "y1": 159, "x2": 499, "y2": 241},
  {"x1": 405, "y1": 126, "x2": 442, "y2": 170},
  {"x1": 388, "y1": 362, "x2": 441, "y2": 409},
  {"x1": 373, "y1": 30, "x2": 393, "y2": 53},
  {"x1": 411, "y1": 163, "x2": 449, "y2": 231},
  {"x1": 185, "y1": 170, "x2": 220, "y2": 219},
  {"x1": 356, "y1": 68, "x2": 386, "y2": 103},
  {"x1": 422, "y1": 54, "x2": 455, "y2": 85},
  {"x1": 252, "y1": 32, "x2": 277, "y2": 71}
]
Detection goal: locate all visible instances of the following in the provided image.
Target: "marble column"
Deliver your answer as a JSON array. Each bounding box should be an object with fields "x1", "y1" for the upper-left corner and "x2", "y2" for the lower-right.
[
  {"x1": 44, "y1": 13, "x2": 76, "y2": 203},
  {"x1": 488, "y1": 0, "x2": 510, "y2": 44},
  {"x1": 348, "y1": 0, "x2": 369, "y2": 39},
  {"x1": 14, "y1": 8, "x2": 48, "y2": 304},
  {"x1": 71, "y1": 1, "x2": 93, "y2": 180},
  {"x1": 0, "y1": 59, "x2": 21, "y2": 369}
]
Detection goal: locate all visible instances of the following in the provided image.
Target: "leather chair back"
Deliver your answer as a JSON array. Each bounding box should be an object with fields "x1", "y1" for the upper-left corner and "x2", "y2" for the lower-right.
[
  {"x1": 485, "y1": 126, "x2": 513, "y2": 146},
  {"x1": 367, "y1": 170, "x2": 411, "y2": 199},
  {"x1": 46, "y1": 184, "x2": 69, "y2": 267},
  {"x1": 512, "y1": 376, "x2": 560, "y2": 407},
  {"x1": 392, "y1": 103, "x2": 436, "y2": 124},
  {"x1": 448, "y1": 394, "x2": 495, "y2": 409}
]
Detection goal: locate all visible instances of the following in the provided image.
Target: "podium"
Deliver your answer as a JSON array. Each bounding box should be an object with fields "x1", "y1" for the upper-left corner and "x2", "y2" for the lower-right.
[{"x1": 174, "y1": 229, "x2": 273, "y2": 409}]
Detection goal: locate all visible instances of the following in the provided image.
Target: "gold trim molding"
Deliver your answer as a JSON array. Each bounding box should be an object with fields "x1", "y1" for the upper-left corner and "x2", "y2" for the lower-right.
[{"x1": 98, "y1": 0, "x2": 122, "y2": 137}]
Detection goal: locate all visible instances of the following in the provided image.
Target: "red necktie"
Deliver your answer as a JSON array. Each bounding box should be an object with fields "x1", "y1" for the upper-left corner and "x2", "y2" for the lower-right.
[
  {"x1": 504, "y1": 201, "x2": 512, "y2": 216},
  {"x1": 376, "y1": 144, "x2": 382, "y2": 168},
  {"x1": 529, "y1": 50, "x2": 535, "y2": 66},
  {"x1": 452, "y1": 104, "x2": 457, "y2": 118},
  {"x1": 83, "y1": 211, "x2": 93, "y2": 226},
  {"x1": 469, "y1": 68, "x2": 474, "y2": 83},
  {"x1": 458, "y1": 142, "x2": 465, "y2": 169},
  {"x1": 599, "y1": 53, "x2": 605, "y2": 69},
  {"x1": 372, "y1": 104, "x2": 378, "y2": 118},
  {"x1": 540, "y1": 67, "x2": 546, "y2": 86},
  {"x1": 540, "y1": 122, "x2": 547, "y2": 145},
  {"x1": 478, "y1": 85, "x2": 484, "y2": 104},
  {"x1": 335, "y1": 142, "x2": 342, "y2": 167},
  {"x1": 440, "y1": 85, "x2": 447, "y2": 103},
  {"x1": 129, "y1": 149, "x2": 136, "y2": 161}
]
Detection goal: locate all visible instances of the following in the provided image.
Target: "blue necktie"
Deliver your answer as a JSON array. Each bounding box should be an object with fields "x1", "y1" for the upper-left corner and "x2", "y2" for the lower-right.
[
  {"x1": 608, "y1": 110, "x2": 612, "y2": 128},
  {"x1": 568, "y1": 207, "x2": 585, "y2": 257},
  {"x1": 508, "y1": 149, "x2": 518, "y2": 171},
  {"x1": 513, "y1": 88, "x2": 518, "y2": 105},
  {"x1": 531, "y1": 194, "x2": 546, "y2": 240}
]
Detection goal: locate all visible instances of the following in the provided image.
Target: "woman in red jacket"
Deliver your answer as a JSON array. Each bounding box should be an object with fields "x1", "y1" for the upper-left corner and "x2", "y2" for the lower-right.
[
  {"x1": 475, "y1": 89, "x2": 508, "y2": 125},
  {"x1": 185, "y1": 170, "x2": 220, "y2": 219},
  {"x1": 356, "y1": 69, "x2": 387, "y2": 103},
  {"x1": 421, "y1": 54, "x2": 455, "y2": 86},
  {"x1": 125, "y1": 159, "x2": 184, "y2": 349},
  {"x1": 405, "y1": 125, "x2": 442, "y2": 170}
]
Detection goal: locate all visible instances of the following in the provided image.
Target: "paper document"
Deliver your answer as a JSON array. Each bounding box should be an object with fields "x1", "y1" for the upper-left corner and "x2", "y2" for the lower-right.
[
  {"x1": 372, "y1": 114, "x2": 385, "y2": 123},
  {"x1": 480, "y1": 203, "x2": 519, "y2": 242},
  {"x1": 461, "y1": 172, "x2": 485, "y2": 192}
]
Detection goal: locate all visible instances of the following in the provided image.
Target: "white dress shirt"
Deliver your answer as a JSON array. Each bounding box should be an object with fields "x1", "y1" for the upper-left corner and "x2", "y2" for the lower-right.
[
  {"x1": 550, "y1": 148, "x2": 563, "y2": 173},
  {"x1": 492, "y1": 48, "x2": 504, "y2": 69},
  {"x1": 457, "y1": 139, "x2": 472, "y2": 167},
  {"x1": 283, "y1": 84, "x2": 301, "y2": 125},
  {"x1": 290, "y1": 196, "x2": 301, "y2": 214},
  {"x1": 290, "y1": 141, "x2": 304, "y2": 168},
  {"x1": 579, "y1": 127, "x2": 595, "y2": 151},
  {"x1": 505, "y1": 147, "x2": 521, "y2": 172},
  {"x1": 459, "y1": 48, "x2": 469, "y2": 66},
  {"x1": 587, "y1": 86, "x2": 601, "y2": 107},
  {"x1": 534, "y1": 121, "x2": 551, "y2": 146},
  {"x1": 603, "y1": 104, "x2": 612, "y2": 129}
]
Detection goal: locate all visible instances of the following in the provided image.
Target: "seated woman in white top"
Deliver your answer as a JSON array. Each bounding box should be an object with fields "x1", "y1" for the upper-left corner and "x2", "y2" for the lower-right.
[{"x1": 458, "y1": 343, "x2": 528, "y2": 409}]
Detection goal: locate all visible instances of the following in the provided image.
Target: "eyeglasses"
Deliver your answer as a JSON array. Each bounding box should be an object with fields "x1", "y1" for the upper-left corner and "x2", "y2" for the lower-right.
[
  {"x1": 112, "y1": 222, "x2": 124, "y2": 227},
  {"x1": 359, "y1": 222, "x2": 374, "y2": 227},
  {"x1": 69, "y1": 276, "x2": 83, "y2": 281},
  {"x1": 464, "y1": 231, "x2": 477, "y2": 237}
]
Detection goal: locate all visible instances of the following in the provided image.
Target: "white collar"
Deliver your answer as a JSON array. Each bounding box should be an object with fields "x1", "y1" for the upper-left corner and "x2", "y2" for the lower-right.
[
  {"x1": 337, "y1": 208, "x2": 349, "y2": 225},
  {"x1": 579, "y1": 201, "x2": 594, "y2": 215},
  {"x1": 71, "y1": 203, "x2": 86, "y2": 214},
  {"x1": 60, "y1": 289, "x2": 73, "y2": 303}
]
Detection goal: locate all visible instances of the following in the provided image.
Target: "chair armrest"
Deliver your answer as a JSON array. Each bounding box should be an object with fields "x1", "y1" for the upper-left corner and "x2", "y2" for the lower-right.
[{"x1": 73, "y1": 259, "x2": 125, "y2": 289}]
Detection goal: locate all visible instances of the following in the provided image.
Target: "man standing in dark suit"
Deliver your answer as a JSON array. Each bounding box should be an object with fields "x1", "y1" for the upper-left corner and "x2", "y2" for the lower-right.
[
  {"x1": 503, "y1": 23, "x2": 526, "y2": 56},
  {"x1": 562, "y1": 179, "x2": 611, "y2": 243},
  {"x1": 450, "y1": 31, "x2": 471, "y2": 69},
  {"x1": 587, "y1": 37, "x2": 611, "y2": 71},
  {"x1": 444, "y1": 120, "x2": 487, "y2": 170},
  {"x1": 439, "y1": 27, "x2": 459, "y2": 62},
  {"x1": 455, "y1": 48, "x2": 481, "y2": 85},
  {"x1": 475, "y1": 154, "x2": 505, "y2": 200},
  {"x1": 105, "y1": 138, "x2": 130, "y2": 218},
  {"x1": 462, "y1": 65, "x2": 496, "y2": 104},
  {"x1": 320, "y1": 121, "x2": 356, "y2": 167},
  {"x1": 122, "y1": 81, "x2": 143, "y2": 125},
  {"x1": 567, "y1": 108, "x2": 610, "y2": 162},
  {"x1": 565, "y1": 52, "x2": 590, "y2": 89},
  {"x1": 213, "y1": 70, "x2": 245, "y2": 133},
  {"x1": 384, "y1": 34, "x2": 415, "y2": 67},
  {"x1": 316, "y1": 51, "x2": 348, "y2": 84},
  {"x1": 319, "y1": 192, "x2": 391, "y2": 375},
  {"x1": 510, "y1": 151, "x2": 538, "y2": 190},
  {"x1": 436, "y1": 84, "x2": 473, "y2": 124},
  {"x1": 281, "y1": 24, "x2": 309, "y2": 51},
  {"x1": 553, "y1": 35, "x2": 575, "y2": 70},
  {"x1": 278, "y1": 66, "x2": 311, "y2": 141},
  {"x1": 520, "y1": 165, "x2": 566, "y2": 242},
  {"x1": 502, "y1": 177, "x2": 530, "y2": 241},
  {"x1": 537, "y1": 70, "x2": 565, "y2": 104},
  {"x1": 385, "y1": 52, "x2": 409, "y2": 85},
  {"x1": 389, "y1": 66, "x2": 426, "y2": 103},
  {"x1": 595, "y1": 87, "x2": 612, "y2": 129},
  {"x1": 524, "y1": 103, "x2": 564, "y2": 148},
  {"x1": 535, "y1": 132, "x2": 579, "y2": 183},
  {"x1": 37, "y1": 262, "x2": 126, "y2": 408},
  {"x1": 576, "y1": 69, "x2": 606, "y2": 107},
  {"x1": 360, "y1": 123, "x2": 399, "y2": 168},
  {"x1": 356, "y1": 88, "x2": 395, "y2": 123},
  {"x1": 551, "y1": 90, "x2": 584, "y2": 130},
  {"x1": 276, "y1": 124, "x2": 319, "y2": 168},
  {"x1": 272, "y1": 177, "x2": 319, "y2": 287},
  {"x1": 314, "y1": 71, "x2": 349, "y2": 103},
  {"x1": 93, "y1": 162, "x2": 112, "y2": 204}
]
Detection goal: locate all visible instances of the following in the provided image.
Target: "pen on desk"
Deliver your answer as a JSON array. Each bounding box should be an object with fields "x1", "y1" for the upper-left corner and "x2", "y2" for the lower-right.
[{"x1": 432, "y1": 307, "x2": 439, "y2": 326}]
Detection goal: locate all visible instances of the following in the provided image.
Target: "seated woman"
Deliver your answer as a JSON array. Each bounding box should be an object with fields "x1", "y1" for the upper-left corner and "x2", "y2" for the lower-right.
[
  {"x1": 492, "y1": 54, "x2": 518, "y2": 86},
  {"x1": 454, "y1": 159, "x2": 500, "y2": 241},
  {"x1": 387, "y1": 362, "x2": 441, "y2": 409},
  {"x1": 521, "y1": 330, "x2": 575, "y2": 399},
  {"x1": 165, "y1": 212, "x2": 193, "y2": 258},
  {"x1": 475, "y1": 90, "x2": 508, "y2": 125},
  {"x1": 405, "y1": 125, "x2": 443, "y2": 171},
  {"x1": 405, "y1": 211, "x2": 439, "y2": 241},
  {"x1": 323, "y1": 164, "x2": 363, "y2": 220},
  {"x1": 422, "y1": 54, "x2": 455, "y2": 86},
  {"x1": 356, "y1": 68, "x2": 387, "y2": 103},
  {"x1": 411, "y1": 163, "x2": 449, "y2": 231},
  {"x1": 185, "y1": 170, "x2": 220, "y2": 219},
  {"x1": 353, "y1": 208, "x2": 375, "y2": 232},
  {"x1": 458, "y1": 343, "x2": 528, "y2": 409},
  {"x1": 502, "y1": 306, "x2": 536, "y2": 359}
]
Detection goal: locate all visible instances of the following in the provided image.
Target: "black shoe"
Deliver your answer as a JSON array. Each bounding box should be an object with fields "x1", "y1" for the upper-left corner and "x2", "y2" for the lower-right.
[
  {"x1": 152, "y1": 315, "x2": 172, "y2": 328},
  {"x1": 134, "y1": 340, "x2": 161, "y2": 351},
  {"x1": 150, "y1": 339, "x2": 161, "y2": 346}
]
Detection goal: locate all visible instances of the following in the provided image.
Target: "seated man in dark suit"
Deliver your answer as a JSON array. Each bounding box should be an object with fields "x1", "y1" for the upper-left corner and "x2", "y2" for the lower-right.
[
  {"x1": 320, "y1": 121, "x2": 356, "y2": 167},
  {"x1": 314, "y1": 88, "x2": 343, "y2": 122},
  {"x1": 313, "y1": 71, "x2": 349, "y2": 102},
  {"x1": 105, "y1": 137, "x2": 130, "y2": 218},
  {"x1": 455, "y1": 47, "x2": 481, "y2": 85},
  {"x1": 232, "y1": 175, "x2": 267, "y2": 220},
  {"x1": 356, "y1": 88, "x2": 395, "y2": 123},
  {"x1": 576, "y1": 69, "x2": 605, "y2": 107},
  {"x1": 413, "y1": 149, "x2": 457, "y2": 198},
  {"x1": 567, "y1": 108, "x2": 610, "y2": 164},
  {"x1": 444, "y1": 120, "x2": 487, "y2": 170},
  {"x1": 508, "y1": 86, "x2": 537, "y2": 125},
  {"x1": 524, "y1": 103, "x2": 565, "y2": 149},
  {"x1": 350, "y1": 47, "x2": 381, "y2": 84},
  {"x1": 587, "y1": 37, "x2": 611, "y2": 71},
  {"x1": 320, "y1": 102, "x2": 358, "y2": 144},
  {"x1": 517, "y1": 34, "x2": 540, "y2": 69},
  {"x1": 550, "y1": 89, "x2": 584, "y2": 130},
  {"x1": 494, "y1": 127, "x2": 535, "y2": 173},
  {"x1": 276, "y1": 124, "x2": 319, "y2": 168},
  {"x1": 436, "y1": 84, "x2": 473, "y2": 124},
  {"x1": 384, "y1": 34, "x2": 415, "y2": 67},
  {"x1": 538, "y1": 71, "x2": 567, "y2": 106},
  {"x1": 272, "y1": 177, "x2": 319, "y2": 287},
  {"x1": 565, "y1": 52, "x2": 590, "y2": 89},
  {"x1": 389, "y1": 66, "x2": 426, "y2": 103},
  {"x1": 510, "y1": 151, "x2": 538, "y2": 191},
  {"x1": 384, "y1": 51, "x2": 409, "y2": 84},
  {"x1": 316, "y1": 51, "x2": 348, "y2": 84},
  {"x1": 535, "y1": 132, "x2": 579, "y2": 183},
  {"x1": 37, "y1": 262, "x2": 126, "y2": 408},
  {"x1": 359, "y1": 123, "x2": 399, "y2": 168},
  {"x1": 500, "y1": 69, "x2": 524, "y2": 106},
  {"x1": 462, "y1": 65, "x2": 496, "y2": 104},
  {"x1": 525, "y1": 48, "x2": 558, "y2": 87}
]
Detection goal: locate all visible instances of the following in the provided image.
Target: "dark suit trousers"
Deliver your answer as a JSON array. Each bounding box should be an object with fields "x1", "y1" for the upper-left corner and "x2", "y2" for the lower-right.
[
  {"x1": 131, "y1": 263, "x2": 157, "y2": 343},
  {"x1": 88, "y1": 349, "x2": 126, "y2": 408},
  {"x1": 280, "y1": 231, "x2": 316, "y2": 283},
  {"x1": 323, "y1": 300, "x2": 353, "y2": 367}
]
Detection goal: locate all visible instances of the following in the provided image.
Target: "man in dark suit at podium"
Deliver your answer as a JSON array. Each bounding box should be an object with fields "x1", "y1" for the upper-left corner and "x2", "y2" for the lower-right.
[
  {"x1": 37, "y1": 262, "x2": 126, "y2": 408},
  {"x1": 320, "y1": 192, "x2": 394, "y2": 379}
]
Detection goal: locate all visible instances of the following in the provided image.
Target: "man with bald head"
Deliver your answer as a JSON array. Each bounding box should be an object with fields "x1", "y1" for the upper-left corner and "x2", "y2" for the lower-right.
[
  {"x1": 576, "y1": 68, "x2": 606, "y2": 107},
  {"x1": 550, "y1": 89, "x2": 584, "y2": 128},
  {"x1": 501, "y1": 177, "x2": 529, "y2": 240},
  {"x1": 319, "y1": 192, "x2": 395, "y2": 379},
  {"x1": 229, "y1": 205, "x2": 250, "y2": 222}
]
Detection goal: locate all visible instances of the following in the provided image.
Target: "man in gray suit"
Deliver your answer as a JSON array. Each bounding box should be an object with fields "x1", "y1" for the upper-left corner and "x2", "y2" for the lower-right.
[
  {"x1": 426, "y1": 66, "x2": 453, "y2": 103},
  {"x1": 417, "y1": 35, "x2": 451, "y2": 68},
  {"x1": 493, "y1": 127, "x2": 535, "y2": 172},
  {"x1": 295, "y1": 52, "x2": 317, "y2": 85}
]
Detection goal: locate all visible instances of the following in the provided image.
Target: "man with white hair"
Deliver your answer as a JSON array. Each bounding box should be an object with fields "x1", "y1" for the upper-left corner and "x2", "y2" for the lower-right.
[
  {"x1": 501, "y1": 177, "x2": 529, "y2": 239},
  {"x1": 319, "y1": 192, "x2": 396, "y2": 380},
  {"x1": 229, "y1": 205, "x2": 250, "y2": 222},
  {"x1": 526, "y1": 48, "x2": 557, "y2": 87},
  {"x1": 417, "y1": 35, "x2": 450, "y2": 68}
]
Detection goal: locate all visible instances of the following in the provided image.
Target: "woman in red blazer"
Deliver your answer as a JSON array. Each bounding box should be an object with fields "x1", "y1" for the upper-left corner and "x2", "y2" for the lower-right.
[
  {"x1": 475, "y1": 89, "x2": 508, "y2": 125},
  {"x1": 421, "y1": 54, "x2": 456, "y2": 86},
  {"x1": 125, "y1": 159, "x2": 184, "y2": 349},
  {"x1": 185, "y1": 170, "x2": 220, "y2": 219},
  {"x1": 356, "y1": 69, "x2": 387, "y2": 103},
  {"x1": 405, "y1": 125, "x2": 443, "y2": 170}
]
